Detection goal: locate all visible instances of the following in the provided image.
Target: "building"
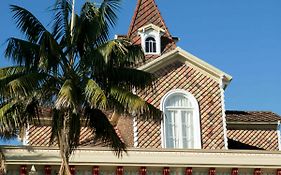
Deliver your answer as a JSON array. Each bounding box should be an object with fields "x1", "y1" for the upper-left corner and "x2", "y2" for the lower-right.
[{"x1": 3, "y1": 0, "x2": 281, "y2": 174}]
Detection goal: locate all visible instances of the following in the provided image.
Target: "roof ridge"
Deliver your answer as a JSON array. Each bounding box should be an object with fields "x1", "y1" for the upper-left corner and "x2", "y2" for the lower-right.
[{"x1": 226, "y1": 110, "x2": 276, "y2": 113}]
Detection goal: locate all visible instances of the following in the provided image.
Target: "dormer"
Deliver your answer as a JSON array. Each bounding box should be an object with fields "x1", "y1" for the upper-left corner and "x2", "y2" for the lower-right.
[{"x1": 138, "y1": 24, "x2": 165, "y2": 55}]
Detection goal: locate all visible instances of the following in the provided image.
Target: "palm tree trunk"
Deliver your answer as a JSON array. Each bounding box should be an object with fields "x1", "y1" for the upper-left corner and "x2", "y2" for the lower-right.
[{"x1": 58, "y1": 114, "x2": 72, "y2": 175}]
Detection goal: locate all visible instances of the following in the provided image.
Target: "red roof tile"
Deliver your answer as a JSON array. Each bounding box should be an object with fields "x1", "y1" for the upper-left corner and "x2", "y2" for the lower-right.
[
  {"x1": 227, "y1": 129, "x2": 279, "y2": 151},
  {"x1": 226, "y1": 111, "x2": 281, "y2": 123},
  {"x1": 27, "y1": 125, "x2": 124, "y2": 147}
]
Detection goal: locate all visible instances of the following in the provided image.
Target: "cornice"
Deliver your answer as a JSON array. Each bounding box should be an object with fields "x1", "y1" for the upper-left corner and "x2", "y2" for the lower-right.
[{"x1": 3, "y1": 146, "x2": 281, "y2": 168}]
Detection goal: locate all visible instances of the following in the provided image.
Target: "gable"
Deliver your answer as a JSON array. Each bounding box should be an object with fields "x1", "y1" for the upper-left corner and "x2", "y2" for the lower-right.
[
  {"x1": 138, "y1": 47, "x2": 232, "y2": 88},
  {"x1": 135, "y1": 61, "x2": 226, "y2": 149}
]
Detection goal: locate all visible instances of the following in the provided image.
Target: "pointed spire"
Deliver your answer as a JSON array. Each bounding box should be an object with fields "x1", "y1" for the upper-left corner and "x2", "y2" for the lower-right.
[{"x1": 127, "y1": 0, "x2": 176, "y2": 61}]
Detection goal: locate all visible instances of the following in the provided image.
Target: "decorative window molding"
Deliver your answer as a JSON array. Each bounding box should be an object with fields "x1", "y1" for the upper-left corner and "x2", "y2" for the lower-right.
[
  {"x1": 160, "y1": 89, "x2": 201, "y2": 149},
  {"x1": 138, "y1": 24, "x2": 165, "y2": 55}
]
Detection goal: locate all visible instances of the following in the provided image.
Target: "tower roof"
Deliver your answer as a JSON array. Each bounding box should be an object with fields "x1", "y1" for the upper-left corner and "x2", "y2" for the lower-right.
[{"x1": 127, "y1": 0, "x2": 177, "y2": 63}]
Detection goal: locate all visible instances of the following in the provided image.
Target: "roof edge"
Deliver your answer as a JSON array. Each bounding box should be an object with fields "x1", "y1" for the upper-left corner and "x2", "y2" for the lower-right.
[{"x1": 138, "y1": 47, "x2": 232, "y2": 84}]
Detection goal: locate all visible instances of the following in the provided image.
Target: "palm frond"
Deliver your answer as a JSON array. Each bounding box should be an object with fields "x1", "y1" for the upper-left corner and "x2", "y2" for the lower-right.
[
  {"x1": 95, "y1": 39, "x2": 144, "y2": 67},
  {"x1": 68, "y1": 112, "x2": 81, "y2": 151},
  {"x1": 110, "y1": 67, "x2": 155, "y2": 89},
  {"x1": 110, "y1": 87, "x2": 162, "y2": 121},
  {"x1": 77, "y1": 2, "x2": 108, "y2": 54},
  {"x1": 0, "y1": 71, "x2": 48, "y2": 98},
  {"x1": 0, "y1": 102, "x2": 21, "y2": 134},
  {"x1": 39, "y1": 31, "x2": 62, "y2": 72},
  {"x1": 50, "y1": 108, "x2": 63, "y2": 145},
  {"x1": 84, "y1": 107, "x2": 126, "y2": 156},
  {"x1": 55, "y1": 79, "x2": 80, "y2": 112},
  {"x1": 0, "y1": 66, "x2": 25, "y2": 79},
  {"x1": 52, "y1": 0, "x2": 71, "y2": 40},
  {"x1": 99, "y1": 0, "x2": 121, "y2": 28},
  {"x1": 10, "y1": 5, "x2": 47, "y2": 43},
  {"x1": 97, "y1": 39, "x2": 127, "y2": 64},
  {"x1": 5, "y1": 38, "x2": 40, "y2": 67},
  {"x1": 85, "y1": 79, "x2": 107, "y2": 109}
]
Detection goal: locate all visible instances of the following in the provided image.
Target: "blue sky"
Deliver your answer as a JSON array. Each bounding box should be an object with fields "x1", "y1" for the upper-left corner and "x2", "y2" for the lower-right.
[{"x1": 0, "y1": 0, "x2": 281, "y2": 131}]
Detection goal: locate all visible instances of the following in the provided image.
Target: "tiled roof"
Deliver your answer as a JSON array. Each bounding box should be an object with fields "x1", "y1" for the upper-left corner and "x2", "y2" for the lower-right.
[
  {"x1": 227, "y1": 129, "x2": 279, "y2": 151},
  {"x1": 27, "y1": 125, "x2": 123, "y2": 147},
  {"x1": 135, "y1": 61, "x2": 226, "y2": 149},
  {"x1": 127, "y1": 0, "x2": 176, "y2": 65},
  {"x1": 226, "y1": 111, "x2": 281, "y2": 123}
]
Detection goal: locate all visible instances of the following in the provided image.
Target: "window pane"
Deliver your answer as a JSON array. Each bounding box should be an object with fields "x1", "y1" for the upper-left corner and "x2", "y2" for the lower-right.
[
  {"x1": 165, "y1": 111, "x2": 176, "y2": 148},
  {"x1": 145, "y1": 41, "x2": 149, "y2": 52},
  {"x1": 145, "y1": 37, "x2": 156, "y2": 53},
  {"x1": 166, "y1": 95, "x2": 191, "y2": 108},
  {"x1": 181, "y1": 111, "x2": 193, "y2": 148},
  {"x1": 153, "y1": 42, "x2": 156, "y2": 52}
]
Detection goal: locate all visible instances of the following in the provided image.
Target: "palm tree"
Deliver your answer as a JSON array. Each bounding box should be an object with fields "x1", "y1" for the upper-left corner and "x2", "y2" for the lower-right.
[{"x1": 0, "y1": 0, "x2": 162, "y2": 174}]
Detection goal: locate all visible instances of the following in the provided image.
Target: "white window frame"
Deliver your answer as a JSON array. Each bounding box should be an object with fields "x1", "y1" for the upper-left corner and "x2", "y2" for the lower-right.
[
  {"x1": 138, "y1": 24, "x2": 164, "y2": 55},
  {"x1": 145, "y1": 36, "x2": 157, "y2": 53},
  {"x1": 160, "y1": 89, "x2": 202, "y2": 149}
]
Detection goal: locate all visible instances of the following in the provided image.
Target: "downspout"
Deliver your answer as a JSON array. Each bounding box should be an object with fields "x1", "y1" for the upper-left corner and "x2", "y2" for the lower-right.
[{"x1": 220, "y1": 76, "x2": 228, "y2": 149}]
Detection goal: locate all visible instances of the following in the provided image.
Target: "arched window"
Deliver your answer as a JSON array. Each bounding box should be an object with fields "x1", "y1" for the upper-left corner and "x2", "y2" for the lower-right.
[
  {"x1": 145, "y1": 37, "x2": 156, "y2": 53},
  {"x1": 161, "y1": 89, "x2": 201, "y2": 149}
]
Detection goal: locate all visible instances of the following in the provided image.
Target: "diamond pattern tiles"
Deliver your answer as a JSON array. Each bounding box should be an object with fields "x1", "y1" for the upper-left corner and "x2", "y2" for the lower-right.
[
  {"x1": 27, "y1": 125, "x2": 124, "y2": 147},
  {"x1": 136, "y1": 61, "x2": 225, "y2": 149},
  {"x1": 227, "y1": 129, "x2": 279, "y2": 151}
]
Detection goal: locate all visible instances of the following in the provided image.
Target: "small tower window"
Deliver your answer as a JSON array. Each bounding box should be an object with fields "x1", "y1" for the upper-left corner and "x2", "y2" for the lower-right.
[{"x1": 145, "y1": 37, "x2": 156, "y2": 53}]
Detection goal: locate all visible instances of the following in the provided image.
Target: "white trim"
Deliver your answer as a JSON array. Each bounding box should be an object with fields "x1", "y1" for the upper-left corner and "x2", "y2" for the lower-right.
[
  {"x1": 138, "y1": 47, "x2": 232, "y2": 86},
  {"x1": 4, "y1": 147, "x2": 281, "y2": 168},
  {"x1": 138, "y1": 24, "x2": 165, "y2": 33},
  {"x1": 133, "y1": 117, "x2": 139, "y2": 148},
  {"x1": 144, "y1": 36, "x2": 157, "y2": 54},
  {"x1": 138, "y1": 24, "x2": 163, "y2": 55},
  {"x1": 132, "y1": 87, "x2": 139, "y2": 148},
  {"x1": 277, "y1": 121, "x2": 281, "y2": 151},
  {"x1": 220, "y1": 76, "x2": 228, "y2": 149},
  {"x1": 160, "y1": 89, "x2": 201, "y2": 149}
]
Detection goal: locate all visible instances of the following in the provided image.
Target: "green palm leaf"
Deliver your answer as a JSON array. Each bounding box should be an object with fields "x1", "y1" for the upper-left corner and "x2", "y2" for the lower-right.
[
  {"x1": 5, "y1": 38, "x2": 40, "y2": 67},
  {"x1": 52, "y1": 0, "x2": 71, "y2": 40},
  {"x1": 99, "y1": 0, "x2": 121, "y2": 28},
  {"x1": 84, "y1": 108, "x2": 126, "y2": 156},
  {"x1": 110, "y1": 67, "x2": 154, "y2": 89},
  {"x1": 0, "y1": 66, "x2": 25, "y2": 79},
  {"x1": 55, "y1": 79, "x2": 80, "y2": 112},
  {"x1": 110, "y1": 86, "x2": 162, "y2": 121},
  {"x1": 0, "y1": 71, "x2": 48, "y2": 98},
  {"x1": 10, "y1": 5, "x2": 47, "y2": 43},
  {"x1": 85, "y1": 79, "x2": 107, "y2": 109},
  {"x1": 39, "y1": 31, "x2": 63, "y2": 72}
]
